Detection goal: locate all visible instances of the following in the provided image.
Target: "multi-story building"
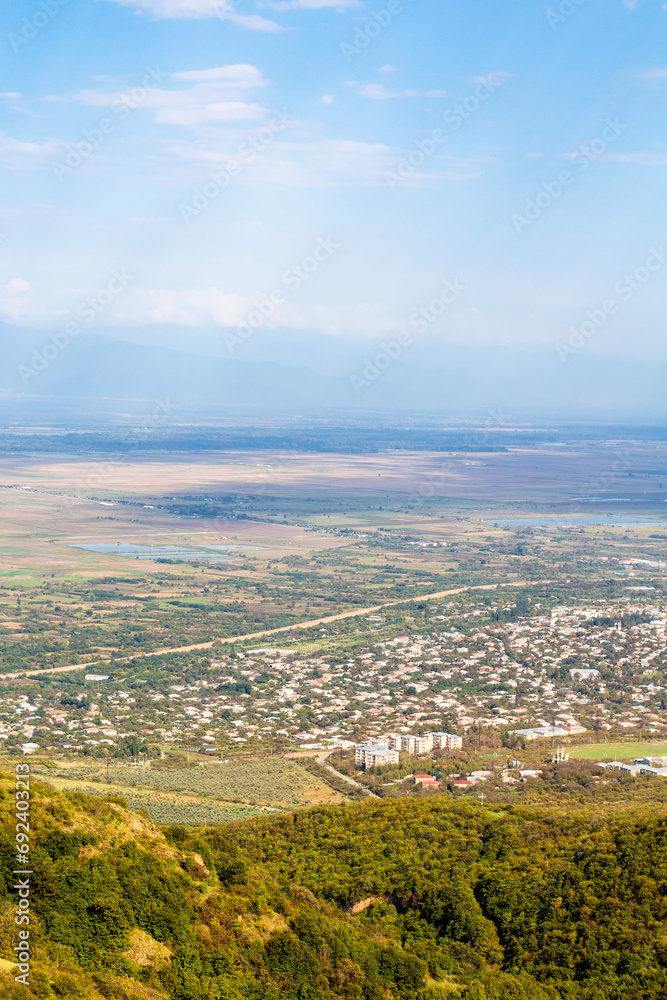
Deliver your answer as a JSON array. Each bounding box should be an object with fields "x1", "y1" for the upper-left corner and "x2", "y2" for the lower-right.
[
  {"x1": 382, "y1": 732, "x2": 462, "y2": 755},
  {"x1": 431, "y1": 732, "x2": 463, "y2": 750},
  {"x1": 355, "y1": 740, "x2": 399, "y2": 768}
]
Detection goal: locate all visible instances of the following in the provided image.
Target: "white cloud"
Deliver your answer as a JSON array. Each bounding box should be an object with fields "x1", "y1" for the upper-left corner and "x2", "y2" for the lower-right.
[
  {"x1": 318, "y1": 95, "x2": 334, "y2": 105},
  {"x1": 165, "y1": 132, "x2": 481, "y2": 189},
  {"x1": 355, "y1": 83, "x2": 446, "y2": 100},
  {"x1": 226, "y1": 136, "x2": 400, "y2": 187},
  {"x1": 357, "y1": 83, "x2": 399, "y2": 100},
  {"x1": 0, "y1": 277, "x2": 33, "y2": 321},
  {"x1": 637, "y1": 68, "x2": 667, "y2": 79},
  {"x1": 106, "y1": 0, "x2": 281, "y2": 27},
  {"x1": 220, "y1": 8, "x2": 283, "y2": 30},
  {"x1": 433, "y1": 153, "x2": 494, "y2": 181},
  {"x1": 377, "y1": 64, "x2": 397, "y2": 74},
  {"x1": 0, "y1": 132, "x2": 63, "y2": 169},
  {"x1": 265, "y1": 0, "x2": 359, "y2": 9},
  {"x1": 172, "y1": 65, "x2": 266, "y2": 86},
  {"x1": 605, "y1": 151, "x2": 667, "y2": 165},
  {"x1": 112, "y1": 287, "x2": 249, "y2": 325},
  {"x1": 74, "y1": 65, "x2": 268, "y2": 127},
  {"x1": 468, "y1": 72, "x2": 511, "y2": 86}
]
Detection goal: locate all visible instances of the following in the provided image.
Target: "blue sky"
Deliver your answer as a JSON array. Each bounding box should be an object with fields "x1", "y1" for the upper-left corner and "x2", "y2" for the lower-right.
[{"x1": 2, "y1": 0, "x2": 667, "y2": 365}]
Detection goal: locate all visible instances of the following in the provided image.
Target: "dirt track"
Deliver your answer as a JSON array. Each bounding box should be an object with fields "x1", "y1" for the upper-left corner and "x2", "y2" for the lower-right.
[{"x1": 4, "y1": 579, "x2": 547, "y2": 679}]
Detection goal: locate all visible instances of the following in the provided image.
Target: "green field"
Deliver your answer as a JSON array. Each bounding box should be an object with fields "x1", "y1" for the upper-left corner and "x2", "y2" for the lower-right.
[
  {"x1": 38, "y1": 758, "x2": 341, "y2": 809},
  {"x1": 569, "y1": 741, "x2": 667, "y2": 761},
  {"x1": 39, "y1": 779, "x2": 267, "y2": 825}
]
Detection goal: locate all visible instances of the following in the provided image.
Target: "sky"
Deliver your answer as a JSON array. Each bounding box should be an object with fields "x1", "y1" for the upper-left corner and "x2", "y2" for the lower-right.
[{"x1": 2, "y1": 0, "x2": 667, "y2": 369}]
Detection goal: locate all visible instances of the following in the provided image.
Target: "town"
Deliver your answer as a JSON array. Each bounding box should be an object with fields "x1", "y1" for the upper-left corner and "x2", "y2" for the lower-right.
[{"x1": 3, "y1": 598, "x2": 666, "y2": 762}]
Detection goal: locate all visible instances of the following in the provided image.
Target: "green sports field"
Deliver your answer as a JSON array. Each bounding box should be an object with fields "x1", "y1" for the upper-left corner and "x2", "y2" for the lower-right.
[{"x1": 569, "y1": 741, "x2": 667, "y2": 762}]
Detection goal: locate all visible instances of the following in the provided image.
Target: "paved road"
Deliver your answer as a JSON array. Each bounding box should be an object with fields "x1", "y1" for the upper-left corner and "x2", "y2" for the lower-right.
[
  {"x1": 4, "y1": 578, "x2": 547, "y2": 680},
  {"x1": 316, "y1": 751, "x2": 379, "y2": 798}
]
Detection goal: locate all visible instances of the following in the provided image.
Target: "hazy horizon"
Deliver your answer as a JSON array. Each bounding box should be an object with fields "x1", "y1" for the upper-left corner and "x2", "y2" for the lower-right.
[{"x1": 3, "y1": 0, "x2": 667, "y2": 424}]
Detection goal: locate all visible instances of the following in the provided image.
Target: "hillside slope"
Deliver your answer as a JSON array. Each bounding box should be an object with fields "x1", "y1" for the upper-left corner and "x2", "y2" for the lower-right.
[{"x1": 1, "y1": 774, "x2": 667, "y2": 999}]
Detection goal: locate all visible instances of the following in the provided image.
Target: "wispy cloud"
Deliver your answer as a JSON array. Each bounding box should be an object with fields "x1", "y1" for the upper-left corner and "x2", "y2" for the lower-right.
[
  {"x1": 264, "y1": 0, "x2": 359, "y2": 9},
  {"x1": 0, "y1": 132, "x2": 64, "y2": 169},
  {"x1": 74, "y1": 65, "x2": 268, "y2": 127},
  {"x1": 171, "y1": 65, "x2": 266, "y2": 86},
  {"x1": 353, "y1": 83, "x2": 446, "y2": 100},
  {"x1": 606, "y1": 151, "x2": 667, "y2": 165},
  {"x1": 114, "y1": 287, "x2": 249, "y2": 325},
  {"x1": 106, "y1": 0, "x2": 282, "y2": 28},
  {"x1": 0, "y1": 277, "x2": 34, "y2": 321}
]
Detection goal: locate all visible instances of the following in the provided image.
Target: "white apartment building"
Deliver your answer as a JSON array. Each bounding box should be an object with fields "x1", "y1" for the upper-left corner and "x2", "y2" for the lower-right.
[
  {"x1": 431, "y1": 731, "x2": 463, "y2": 750},
  {"x1": 355, "y1": 741, "x2": 400, "y2": 769},
  {"x1": 384, "y1": 731, "x2": 463, "y2": 754}
]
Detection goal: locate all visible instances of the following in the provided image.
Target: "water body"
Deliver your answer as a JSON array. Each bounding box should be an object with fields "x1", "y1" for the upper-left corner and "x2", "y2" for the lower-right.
[
  {"x1": 485, "y1": 517, "x2": 667, "y2": 528},
  {"x1": 71, "y1": 543, "x2": 266, "y2": 563}
]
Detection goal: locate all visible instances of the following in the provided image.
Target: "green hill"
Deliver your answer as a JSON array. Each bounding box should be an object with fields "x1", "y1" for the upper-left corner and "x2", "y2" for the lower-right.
[{"x1": 1, "y1": 771, "x2": 667, "y2": 999}]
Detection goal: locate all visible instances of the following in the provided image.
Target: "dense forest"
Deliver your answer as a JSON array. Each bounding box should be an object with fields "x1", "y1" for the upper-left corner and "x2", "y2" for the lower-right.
[{"x1": 2, "y1": 775, "x2": 667, "y2": 999}]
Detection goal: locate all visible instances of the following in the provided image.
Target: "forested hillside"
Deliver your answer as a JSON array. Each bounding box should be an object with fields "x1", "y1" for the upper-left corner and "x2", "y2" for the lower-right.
[{"x1": 1, "y1": 773, "x2": 667, "y2": 999}]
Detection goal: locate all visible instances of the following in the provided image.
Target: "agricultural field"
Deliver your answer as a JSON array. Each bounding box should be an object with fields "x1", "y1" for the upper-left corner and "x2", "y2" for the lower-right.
[
  {"x1": 34, "y1": 758, "x2": 342, "y2": 808},
  {"x1": 0, "y1": 439, "x2": 666, "y2": 677},
  {"x1": 35, "y1": 776, "x2": 265, "y2": 825}
]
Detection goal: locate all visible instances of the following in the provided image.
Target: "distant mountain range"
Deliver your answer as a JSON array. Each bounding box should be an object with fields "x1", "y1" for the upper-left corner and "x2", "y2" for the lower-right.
[{"x1": 1, "y1": 321, "x2": 665, "y2": 424}]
